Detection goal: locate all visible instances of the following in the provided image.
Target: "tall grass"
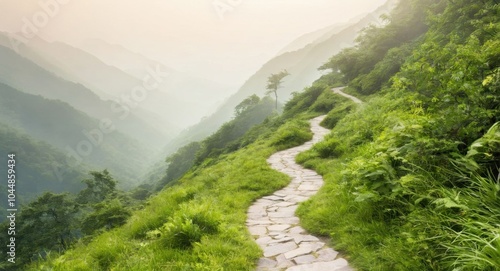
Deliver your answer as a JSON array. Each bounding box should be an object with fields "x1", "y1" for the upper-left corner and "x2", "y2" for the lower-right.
[{"x1": 28, "y1": 113, "x2": 315, "y2": 270}]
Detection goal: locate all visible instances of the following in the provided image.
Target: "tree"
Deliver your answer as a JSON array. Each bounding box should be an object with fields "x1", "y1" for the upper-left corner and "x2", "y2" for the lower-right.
[
  {"x1": 13, "y1": 192, "x2": 79, "y2": 265},
  {"x1": 266, "y1": 70, "x2": 290, "y2": 110},
  {"x1": 156, "y1": 141, "x2": 201, "y2": 190},
  {"x1": 81, "y1": 198, "x2": 131, "y2": 235},
  {"x1": 234, "y1": 94, "x2": 260, "y2": 116},
  {"x1": 77, "y1": 169, "x2": 117, "y2": 204}
]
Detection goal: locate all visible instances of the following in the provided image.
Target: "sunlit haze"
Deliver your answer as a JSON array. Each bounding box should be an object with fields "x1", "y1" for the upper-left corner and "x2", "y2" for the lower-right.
[{"x1": 0, "y1": 0, "x2": 387, "y2": 86}]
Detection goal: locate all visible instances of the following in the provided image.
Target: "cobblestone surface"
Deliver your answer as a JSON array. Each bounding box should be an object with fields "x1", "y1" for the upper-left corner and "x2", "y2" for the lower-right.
[{"x1": 246, "y1": 114, "x2": 354, "y2": 271}]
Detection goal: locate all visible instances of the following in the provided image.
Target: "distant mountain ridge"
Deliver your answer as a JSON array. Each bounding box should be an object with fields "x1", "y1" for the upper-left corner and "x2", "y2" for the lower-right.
[
  {"x1": 276, "y1": 12, "x2": 369, "y2": 55},
  {"x1": 0, "y1": 83, "x2": 152, "y2": 186},
  {"x1": 78, "y1": 39, "x2": 236, "y2": 128},
  {"x1": 0, "y1": 40, "x2": 170, "y2": 151}
]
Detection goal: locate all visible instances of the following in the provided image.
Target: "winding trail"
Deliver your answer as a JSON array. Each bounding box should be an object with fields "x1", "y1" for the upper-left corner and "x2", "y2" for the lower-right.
[
  {"x1": 246, "y1": 88, "x2": 360, "y2": 271},
  {"x1": 332, "y1": 87, "x2": 363, "y2": 104}
]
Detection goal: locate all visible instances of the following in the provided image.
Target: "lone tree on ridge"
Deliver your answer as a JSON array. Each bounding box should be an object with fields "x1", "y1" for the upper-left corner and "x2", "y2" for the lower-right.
[{"x1": 266, "y1": 70, "x2": 290, "y2": 110}]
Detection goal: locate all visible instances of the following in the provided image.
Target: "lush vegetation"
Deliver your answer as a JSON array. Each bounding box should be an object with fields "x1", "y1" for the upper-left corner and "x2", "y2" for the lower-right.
[
  {"x1": 8, "y1": 0, "x2": 500, "y2": 270},
  {"x1": 156, "y1": 95, "x2": 275, "y2": 189},
  {"x1": 0, "y1": 169, "x2": 152, "y2": 270},
  {"x1": 0, "y1": 123, "x2": 87, "y2": 219},
  {"x1": 295, "y1": 0, "x2": 500, "y2": 270},
  {"x1": 25, "y1": 75, "x2": 345, "y2": 270}
]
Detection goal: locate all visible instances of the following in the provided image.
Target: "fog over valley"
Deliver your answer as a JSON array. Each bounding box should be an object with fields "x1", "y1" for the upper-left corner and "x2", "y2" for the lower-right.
[{"x1": 0, "y1": 0, "x2": 391, "y2": 205}]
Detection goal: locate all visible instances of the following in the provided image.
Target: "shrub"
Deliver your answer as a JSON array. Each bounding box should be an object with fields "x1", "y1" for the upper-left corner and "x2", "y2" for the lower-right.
[
  {"x1": 313, "y1": 137, "x2": 345, "y2": 158},
  {"x1": 321, "y1": 103, "x2": 354, "y2": 129},
  {"x1": 270, "y1": 119, "x2": 312, "y2": 150},
  {"x1": 159, "y1": 203, "x2": 221, "y2": 249}
]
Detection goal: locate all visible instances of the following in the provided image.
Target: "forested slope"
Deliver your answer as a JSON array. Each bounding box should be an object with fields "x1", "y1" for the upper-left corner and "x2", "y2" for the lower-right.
[{"x1": 0, "y1": 124, "x2": 87, "y2": 212}]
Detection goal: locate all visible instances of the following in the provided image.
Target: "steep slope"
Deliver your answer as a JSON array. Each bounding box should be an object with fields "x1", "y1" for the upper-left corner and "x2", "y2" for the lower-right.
[
  {"x1": 0, "y1": 83, "x2": 151, "y2": 185},
  {"x1": 0, "y1": 43, "x2": 169, "y2": 150},
  {"x1": 240, "y1": 0, "x2": 396, "y2": 102},
  {"x1": 293, "y1": 0, "x2": 500, "y2": 270},
  {"x1": 154, "y1": 96, "x2": 276, "y2": 189}
]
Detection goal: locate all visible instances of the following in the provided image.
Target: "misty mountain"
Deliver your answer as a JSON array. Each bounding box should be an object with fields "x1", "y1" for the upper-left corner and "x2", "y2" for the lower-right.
[
  {"x1": 241, "y1": 0, "x2": 396, "y2": 104},
  {"x1": 155, "y1": 0, "x2": 397, "y2": 161},
  {"x1": 0, "y1": 41, "x2": 170, "y2": 151},
  {"x1": 0, "y1": 35, "x2": 180, "y2": 138},
  {"x1": 276, "y1": 12, "x2": 369, "y2": 55},
  {"x1": 77, "y1": 39, "x2": 236, "y2": 127},
  {"x1": 0, "y1": 122, "x2": 87, "y2": 214},
  {"x1": 0, "y1": 83, "x2": 154, "y2": 185}
]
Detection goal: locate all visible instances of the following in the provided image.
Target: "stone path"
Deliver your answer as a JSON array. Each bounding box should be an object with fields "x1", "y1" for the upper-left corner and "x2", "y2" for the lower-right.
[
  {"x1": 246, "y1": 114, "x2": 354, "y2": 271},
  {"x1": 332, "y1": 87, "x2": 363, "y2": 104}
]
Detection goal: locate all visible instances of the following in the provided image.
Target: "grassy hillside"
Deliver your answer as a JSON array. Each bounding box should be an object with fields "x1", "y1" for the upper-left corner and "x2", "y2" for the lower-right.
[
  {"x1": 16, "y1": 0, "x2": 500, "y2": 270},
  {"x1": 295, "y1": 0, "x2": 500, "y2": 270},
  {"x1": 27, "y1": 80, "x2": 343, "y2": 270}
]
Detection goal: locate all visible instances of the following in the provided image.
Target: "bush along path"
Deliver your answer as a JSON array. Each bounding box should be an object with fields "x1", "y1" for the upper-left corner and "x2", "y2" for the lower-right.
[{"x1": 246, "y1": 88, "x2": 360, "y2": 271}]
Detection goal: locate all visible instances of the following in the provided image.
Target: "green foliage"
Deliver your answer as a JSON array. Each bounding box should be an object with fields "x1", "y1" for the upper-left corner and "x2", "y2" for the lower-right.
[
  {"x1": 23, "y1": 1, "x2": 500, "y2": 270},
  {"x1": 295, "y1": 1, "x2": 500, "y2": 270},
  {"x1": 30, "y1": 110, "x2": 313, "y2": 270},
  {"x1": 81, "y1": 198, "x2": 131, "y2": 235},
  {"x1": 0, "y1": 192, "x2": 79, "y2": 269},
  {"x1": 283, "y1": 83, "x2": 329, "y2": 118},
  {"x1": 0, "y1": 169, "x2": 141, "y2": 270},
  {"x1": 270, "y1": 119, "x2": 312, "y2": 150},
  {"x1": 156, "y1": 95, "x2": 276, "y2": 191},
  {"x1": 320, "y1": 0, "x2": 436, "y2": 95},
  {"x1": 160, "y1": 203, "x2": 221, "y2": 249},
  {"x1": 77, "y1": 170, "x2": 117, "y2": 204},
  {"x1": 195, "y1": 96, "x2": 275, "y2": 163},
  {"x1": 309, "y1": 89, "x2": 348, "y2": 113},
  {"x1": 0, "y1": 123, "x2": 85, "y2": 215},
  {"x1": 312, "y1": 137, "x2": 345, "y2": 158},
  {"x1": 320, "y1": 102, "x2": 355, "y2": 129},
  {"x1": 157, "y1": 142, "x2": 201, "y2": 189},
  {"x1": 234, "y1": 94, "x2": 260, "y2": 116},
  {"x1": 128, "y1": 184, "x2": 153, "y2": 201}
]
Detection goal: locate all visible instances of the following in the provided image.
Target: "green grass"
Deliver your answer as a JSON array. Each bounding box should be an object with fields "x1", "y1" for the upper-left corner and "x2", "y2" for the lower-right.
[
  {"x1": 29, "y1": 115, "x2": 313, "y2": 271},
  {"x1": 295, "y1": 85, "x2": 500, "y2": 271}
]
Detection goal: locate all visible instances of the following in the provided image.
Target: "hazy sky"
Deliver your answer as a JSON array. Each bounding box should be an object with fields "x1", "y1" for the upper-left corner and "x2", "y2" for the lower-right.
[{"x1": 0, "y1": 0, "x2": 387, "y2": 85}]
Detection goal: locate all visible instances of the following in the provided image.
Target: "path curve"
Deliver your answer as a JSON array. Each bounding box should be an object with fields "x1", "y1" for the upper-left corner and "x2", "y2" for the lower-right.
[
  {"x1": 247, "y1": 88, "x2": 359, "y2": 271},
  {"x1": 332, "y1": 87, "x2": 363, "y2": 104}
]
